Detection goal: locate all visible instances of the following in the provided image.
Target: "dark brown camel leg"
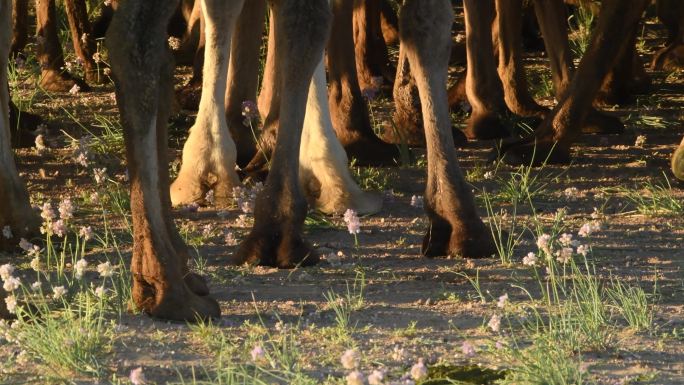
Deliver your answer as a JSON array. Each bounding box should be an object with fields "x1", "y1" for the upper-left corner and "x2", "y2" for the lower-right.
[
  {"x1": 36, "y1": 0, "x2": 89, "y2": 92},
  {"x1": 64, "y1": 0, "x2": 103, "y2": 85},
  {"x1": 175, "y1": 0, "x2": 202, "y2": 66},
  {"x1": 595, "y1": 26, "x2": 650, "y2": 106},
  {"x1": 380, "y1": 0, "x2": 399, "y2": 45},
  {"x1": 244, "y1": 11, "x2": 278, "y2": 177},
  {"x1": 1, "y1": 3, "x2": 40, "y2": 252},
  {"x1": 494, "y1": 0, "x2": 547, "y2": 119},
  {"x1": 400, "y1": 0, "x2": 495, "y2": 259},
  {"x1": 11, "y1": 0, "x2": 28, "y2": 56},
  {"x1": 386, "y1": 47, "x2": 425, "y2": 146},
  {"x1": 353, "y1": 0, "x2": 394, "y2": 90},
  {"x1": 462, "y1": 0, "x2": 511, "y2": 140},
  {"x1": 107, "y1": 0, "x2": 219, "y2": 321},
  {"x1": 9, "y1": 1, "x2": 45, "y2": 148},
  {"x1": 652, "y1": 0, "x2": 684, "y2": 70},
  {"x1": 447, "y1": 74, "x2": 467, "y2": 111},
  {"x1": 498, "y1": 0, "x2": 649, "y2": 166},
  {"x1": 388, "y1": 43, "x2": 468, "y2": 147},
  {"x1": 225, "y1": 0, "x2": 265, "y2": 168},
  {"x1": 176, "y1": 0, "x2": 205, "y2": 110},
  {"x1": 533, "y1": 0, "x2": 623, "y2": 135},
  {"x1": 8, "y1": 99, "x2": 43, "y2": 148},
  {"x1": 235, "y1": 0, "x2": 331, "y2": 268},
  {"x1": 92, "y1": 1, "x2": 117, "y2": 38},
  {"x1": 327, "y1": 0, "x2": 399, "y2": 166},
  {"x1": 532, "y1": 0, "x2": 572, "y2": 95}
]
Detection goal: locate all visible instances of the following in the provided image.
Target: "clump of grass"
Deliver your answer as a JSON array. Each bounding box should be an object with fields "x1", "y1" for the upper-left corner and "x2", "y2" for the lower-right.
[
  {"x1": 489, "y1": 147, "x2": 559, "y2": 204},
  {"x1": 568, "y1": 2, "x2": 595, "y2": 59},
  {"x1": 185, "y1": 311, "x2": 319, "y2": 385},
  {"x1": 530, "y1": 70, "x2": 554, "y2": 100},
  {"x1": 607, "y1": 279, "x2": 653, "y2": 331},
  {"x1": 322, "y1": 270, "x2": 366, "y2": 335},
  {"x1": 304, "y1": 211, "x2": 335, "y2": 231},
  {"x1": 496, "y1": 335, "x2": 586, "y2": 385},
  {"x1": 9, "y1": 293, "x2": 115, "y2": 378},
  {"x1": 624, "y1": 176, "x2": 684, "y2": 216},
  {"x1": 465, "y1": 162, "x2": 489, "y2": 182},
  {"x1": 565, "y1": 261, "x2": 614, "y2": 351},
  {"x1": 350, "y1": 158, "x2": 392, "y2": 191},
  {"x1": 486, "y1": 193, "x2": 656, "y2": 384},
  {"x1": 483, "y1": 191, "x2": 524, "y2": 265}
]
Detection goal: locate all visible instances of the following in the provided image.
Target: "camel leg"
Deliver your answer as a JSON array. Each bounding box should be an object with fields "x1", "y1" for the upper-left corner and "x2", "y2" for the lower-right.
[
  {"x1": 170, "y1": 0, "x2": 243, "y2": 207},
  {"x1": 596, "y1": 25, "x2": 650, "y2": 106},
  {"x1": 447, "y1": 75, "x2": 467, "y2": 111},
  {"x1": 8, "y1": 99, "x2": 43, "y2": 148},
  {"x1": 64, "y1": 0, "x2": 102, "y2": 84},
  {"x1": 224, "y1": 0, "x2": 265, "y2": 168},
  {"x1": 175, "y1": 0, "x2": 202, "y2": 65},
  {"x1": 533, "y1": 0, "x2": 623, "y2": 135},
  {"x1": 300, "y1": 58, "x2": 382, "y2": 216},
  {"x1": 462, "y1": 0, "x2": 510, "y2": 140},
  {"x1": 176, "y1": 0, "x2": 205, "y2": 110},
  {"x1": 380, "y1": 0, "x2": 398, "y2": 45},
  {"x1": 107, "y1": 0, "x2": 219, "y2": 321},
  {"x1": 235, "y1": 0, "x2": 331, "y2": 268},
  {"x1": 494, "y1": 0, "x2": 547, "y2": 119},
  {"x1": 400, "y1": 0, "x2": 495, "y2": 258},
  {"x1": 10, "y1": 0, "x2": 28, "y2": 56},
  {"x1": 0, "y1": 1, "x2": 40, "y2": 252},
  {"x1": 652, "y1": 0, "x2": 684, "y2": 70},
  {"x1": 389, "y1": 41, "x2": 469, "y2": 148},
  {"x1": 92, "y1": 1, "x2": 117, "y2": 38},
  {"x1": 353, "y1": 0, "x2": 394, "y2": 90},
  {"x1": 36, "y1": 0, "x2": 88, "y2": 92},
  {"x1": 243, "y1": 11, "x2": 277, "y2": 177},
  {"x1": 532, "y1": 0, "x2": 573, "y2": 96},
  {"x1": 499, "y1": 0, "x2": 649, "y2": 166},
  {"x1": 672, "y1": 137, "x2": 684, "y2": 181},
  {"x1": 387, "y1": 46, "x2": 424, "y2": 146},
  {"x1": 327, "y1": 0, "x2": 399, "y2": 166}
]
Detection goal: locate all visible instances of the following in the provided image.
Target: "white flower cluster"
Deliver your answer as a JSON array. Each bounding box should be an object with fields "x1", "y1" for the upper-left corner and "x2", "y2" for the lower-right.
[
  {"x1": 339, "y1": 348, "x2": 427, "y2": 384},
  {"x1": 232, "y1": 183, "x2": 263, "y2": 214}
]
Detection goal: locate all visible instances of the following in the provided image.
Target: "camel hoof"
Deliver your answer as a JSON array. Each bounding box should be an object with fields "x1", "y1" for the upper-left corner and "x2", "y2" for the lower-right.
[
  {"x1": 463, "y1": 113, "x2": 510, "y2": 140},
  {"x1": 149, "y1": 293, "x2": 221, "y2": 322},
  {"x1": 184, "y1": 272, "x2": 210, "y2": 296},
  {"x1": 421, "y1": 218, "x2": 496, "y2": 259},
  {"x1": 582, "y1": 110, "x2": 625, "y2": 135},
  {"x1": 344, "y1": 139, "x2": 400, "y2": 167},
  {"x1": 348, "y1": 191, "x2": 383, "y2": 216},
  {"x1": 652, "y1": 45, "x2": 684, "y2": 71},
  {"x1": 40, "y1": 70, "x2": 90, "y2": 93},
  {"x1": 234, "y1": 229, "x2": 319, "y2": 268},
  {"x1": 452, "y1": 125, "x2": 468, "y2": 148},
  {"x1": 170, "y1": 174, "x2": 206, "y2": 207},
  {"x1": 497, "y1": 140, "x2": 571, "y2": 167}
]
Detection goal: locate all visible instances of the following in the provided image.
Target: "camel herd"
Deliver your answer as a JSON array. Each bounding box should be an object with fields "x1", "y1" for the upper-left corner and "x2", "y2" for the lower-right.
[{"x1": 0, "y1": 0, "x2": 683, "y2": 320}]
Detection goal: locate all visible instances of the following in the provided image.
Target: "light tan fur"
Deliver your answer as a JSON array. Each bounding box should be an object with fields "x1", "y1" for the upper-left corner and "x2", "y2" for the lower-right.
[
  {"x1": 672, "y1": 137, "x2": 684, "y2": 181},
  {"x1": 170, "y1": 0, "x2": 243, "y2": 206},
  {"x1": 299, "y1": 58, "x2": 382, "y2": 215}
]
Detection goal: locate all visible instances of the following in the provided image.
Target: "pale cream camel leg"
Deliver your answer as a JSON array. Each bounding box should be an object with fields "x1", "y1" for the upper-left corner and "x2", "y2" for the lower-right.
[
  {"x1": 672, "y1": 136, "x2": 684, "y2": 181},
  {"x1": 299, "y1": 58, "x2": 382, "y2": 215},
  {"x1": 170, "y1": 0, "x2": 242, "y2": 207}
]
